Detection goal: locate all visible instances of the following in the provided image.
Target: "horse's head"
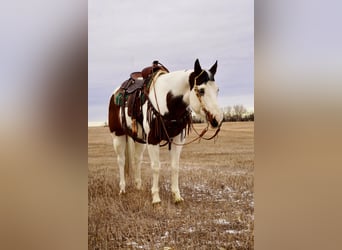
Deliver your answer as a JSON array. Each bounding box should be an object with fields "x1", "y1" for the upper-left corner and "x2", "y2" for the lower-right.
[{"x1": 189, "y1": 59, "x2": 223, "y2": 128}]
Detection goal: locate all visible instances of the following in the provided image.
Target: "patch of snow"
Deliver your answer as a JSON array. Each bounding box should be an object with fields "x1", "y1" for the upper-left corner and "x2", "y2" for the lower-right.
[
  {"x1": 226, "y1": 230, "x2": 239, "y2": 234},
  {"x1": 214, "y1": 218, "x2": 230, "y2": 225},
  {"x1": 225, "y1": 229, "x2": 250, "y2": 235},
  {"x1": 126, "y1": 241, "x2": 138, "y2": 246},
  {"x1": 161, "y1": 231, "x2": 169, "y2": 239},
  {"x1": 193, "y1": 183, "x2": 207, "y2": 191}
]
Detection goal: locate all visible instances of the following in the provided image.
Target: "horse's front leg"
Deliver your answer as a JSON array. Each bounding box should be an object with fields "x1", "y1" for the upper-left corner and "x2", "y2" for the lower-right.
[
  {"x1": 147, "y1": 144, "x2": 161, "y2": 204},
  {"x1": 170, "y1": 134, "x2": 184, "y2": 203}
]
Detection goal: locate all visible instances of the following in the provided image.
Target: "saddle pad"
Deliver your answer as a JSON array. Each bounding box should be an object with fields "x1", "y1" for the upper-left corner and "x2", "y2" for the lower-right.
[{"x1": 114, "y1": 91, "x2": 125, "y2": 106}]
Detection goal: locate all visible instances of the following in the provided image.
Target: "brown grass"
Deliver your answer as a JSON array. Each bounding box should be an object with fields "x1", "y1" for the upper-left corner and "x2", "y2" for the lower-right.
[{"x1": 88, "y1": 122, "x2": 254, "y2": 249}]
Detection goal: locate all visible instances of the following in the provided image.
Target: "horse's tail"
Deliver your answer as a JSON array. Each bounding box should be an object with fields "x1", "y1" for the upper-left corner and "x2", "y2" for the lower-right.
[
  {"x1": 124, "y1": 135, "x2": 134, "y2": 178},
  {"x1": 108, "y1": 94, "x2": 116, "y2": 133}
]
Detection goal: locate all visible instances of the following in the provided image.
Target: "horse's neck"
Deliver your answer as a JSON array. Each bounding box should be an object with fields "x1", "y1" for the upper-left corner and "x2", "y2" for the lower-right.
[{"x1": 149, "y1": 70, "x2": 192, "y2": 115}]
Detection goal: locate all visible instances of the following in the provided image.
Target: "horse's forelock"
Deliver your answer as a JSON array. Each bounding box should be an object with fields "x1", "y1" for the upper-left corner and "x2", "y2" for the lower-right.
[{"x1": 189, "y1": 70, "x2": 211, "y2": 90}]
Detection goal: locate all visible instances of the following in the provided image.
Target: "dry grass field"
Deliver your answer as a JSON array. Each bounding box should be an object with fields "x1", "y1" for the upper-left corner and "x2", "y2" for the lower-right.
[{"x1": 88, "y1": 122, "x2": 254, "y2": 249}]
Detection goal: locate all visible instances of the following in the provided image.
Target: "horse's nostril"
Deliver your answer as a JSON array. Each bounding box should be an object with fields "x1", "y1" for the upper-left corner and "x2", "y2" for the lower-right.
[{"x1": 211, "y1": 118, "x2": 218, "y2": 128}]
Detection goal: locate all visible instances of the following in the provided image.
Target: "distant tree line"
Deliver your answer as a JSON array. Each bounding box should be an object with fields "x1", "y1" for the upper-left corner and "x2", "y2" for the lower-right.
[
  {"x1": 192, "y1": 104, "x2": 254, "y2": 123},
  {"x1": 102, "y1": 104, "x2": 254, "y2": 126}
]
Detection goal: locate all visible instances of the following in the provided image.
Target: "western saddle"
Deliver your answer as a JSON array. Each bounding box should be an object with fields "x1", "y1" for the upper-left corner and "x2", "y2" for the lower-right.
[{"x1": 114, "y1": 61, "x2": 169, "y2": 141}]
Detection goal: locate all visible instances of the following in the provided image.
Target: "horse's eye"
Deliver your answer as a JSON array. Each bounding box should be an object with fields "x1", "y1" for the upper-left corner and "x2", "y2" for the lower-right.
[{"x1": 199, "y1": 88, "x2": 205, "y2": 96}]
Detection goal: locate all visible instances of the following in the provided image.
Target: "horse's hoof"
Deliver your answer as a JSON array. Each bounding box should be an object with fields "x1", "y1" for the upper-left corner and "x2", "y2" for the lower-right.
[
  {"x1": 172, "y1": 192, "x2": 184, "y2": 203},
  {"x1": 174, "y1": 196, "x2": 184, "y2": 204},
  {"x1": 152, "y1": 197, "x2": 161, "y2": 204},
  {"x1": 119, "y1": 189, "x2": 126, "y2": 195},
  {"x1": 152, "y1": 192, "x2": 161, "y2": 204},
  {"x1": 152, "y1": 198, "x2": 161, "y2": 204}
]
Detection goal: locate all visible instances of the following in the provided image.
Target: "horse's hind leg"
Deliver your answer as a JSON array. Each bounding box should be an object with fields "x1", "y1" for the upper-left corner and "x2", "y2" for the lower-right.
[
  {"x1": 112, "y1": 134, "x2": 126, "y2": 194},
  {"x1": 134, "y1": 142, "x2": 146, "y2": 190},
  {"x1": 170, "y1": 134, "x2": 184, "y2": 203}
]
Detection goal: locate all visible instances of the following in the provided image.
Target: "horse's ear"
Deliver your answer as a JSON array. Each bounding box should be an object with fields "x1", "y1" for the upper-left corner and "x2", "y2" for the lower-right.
[
  {"x1": 194, "y1": 59, "x2": 202, "y2": 74},
  {"x1": 209, "y1": 60, "x2": 218, "y2": 75}
]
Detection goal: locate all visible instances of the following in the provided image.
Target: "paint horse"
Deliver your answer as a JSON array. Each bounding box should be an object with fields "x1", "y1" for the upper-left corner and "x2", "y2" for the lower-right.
[{"x1": 108, "y1": 59, "x2": 223, "y2": 204}]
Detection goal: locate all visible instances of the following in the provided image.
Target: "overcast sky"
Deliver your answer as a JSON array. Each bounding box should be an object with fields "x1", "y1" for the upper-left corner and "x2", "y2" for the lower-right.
[{"x1": 89, "y1": 0, "x2": 254, "y2": 122}]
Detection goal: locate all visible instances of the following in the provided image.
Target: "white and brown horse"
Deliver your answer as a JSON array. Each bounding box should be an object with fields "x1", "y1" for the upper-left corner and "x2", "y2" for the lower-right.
[{"x1": 108, "y1": 59, "x2": 223, "y2": 204}]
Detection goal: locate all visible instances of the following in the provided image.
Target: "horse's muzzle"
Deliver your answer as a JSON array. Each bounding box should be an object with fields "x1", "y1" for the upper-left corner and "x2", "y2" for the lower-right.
[{"x1": 210, "y1": 118, "x2": 219, "y2": 128}]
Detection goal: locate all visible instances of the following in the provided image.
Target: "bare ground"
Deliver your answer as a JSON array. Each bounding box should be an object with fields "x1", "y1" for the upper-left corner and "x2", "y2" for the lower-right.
[{"x1": 88, "y1": 122, "x2": 254, "y2": 249}]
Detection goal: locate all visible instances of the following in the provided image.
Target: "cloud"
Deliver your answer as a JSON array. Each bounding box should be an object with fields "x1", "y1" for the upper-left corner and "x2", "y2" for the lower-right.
[{"x1": 89, "y1": 0, "x2": 253, "y2": 121}]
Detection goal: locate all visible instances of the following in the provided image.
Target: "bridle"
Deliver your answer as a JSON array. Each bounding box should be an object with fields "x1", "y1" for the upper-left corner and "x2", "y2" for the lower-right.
[
  {"x1": 191, "y1": 70, "x2": 222, "y2": 140},
  {"x1": 193, "y1": 71, "x2": 218, "y2": 126},
  {"x1": 150, "y1": 69, "x2": 222, "y2": 147}
]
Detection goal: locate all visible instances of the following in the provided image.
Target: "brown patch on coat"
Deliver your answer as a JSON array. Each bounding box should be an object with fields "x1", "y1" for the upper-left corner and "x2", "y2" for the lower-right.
[
  {"x1": 165, "y1": 92, "x2": 188, "y2": 121},
  {"x1": 147, "y1": 92, "x2": 191, "y2": 145},
  {"x1": 108, "y1": 94, "x2": 125, "y2": 136}
]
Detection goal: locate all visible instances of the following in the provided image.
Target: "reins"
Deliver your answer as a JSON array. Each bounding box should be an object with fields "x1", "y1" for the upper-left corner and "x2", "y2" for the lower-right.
[
  {"x1": 150, "y1": 69, "x2": 221, "y2": 148},
  {"x1": 190, "y1": 121, "x2": 222, "y2": 141}
]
